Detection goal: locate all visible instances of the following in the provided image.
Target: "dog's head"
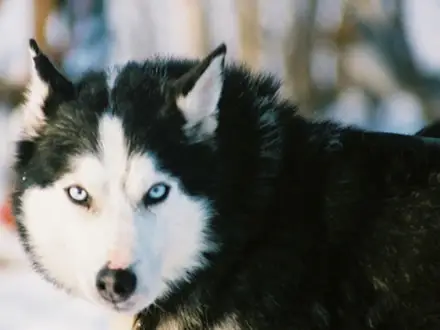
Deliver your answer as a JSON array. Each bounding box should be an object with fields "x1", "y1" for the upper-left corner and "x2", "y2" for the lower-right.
[{"x1": 12, "y1": 39, "x2": 226, "y2": 314}]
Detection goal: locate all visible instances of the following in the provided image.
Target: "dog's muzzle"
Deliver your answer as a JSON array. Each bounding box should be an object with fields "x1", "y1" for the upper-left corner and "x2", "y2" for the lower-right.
[{"x1": 96, "y1": 264, "x2": 137, "y2": 303}]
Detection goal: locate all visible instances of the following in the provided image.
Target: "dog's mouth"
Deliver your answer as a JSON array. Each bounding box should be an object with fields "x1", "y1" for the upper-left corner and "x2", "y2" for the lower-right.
[
  {"x1": 101, "y1": 292, "x2": 151, "y2": 315},
  {"x1": 111, "y1": 300, "x2": 137, "y2": 313}
]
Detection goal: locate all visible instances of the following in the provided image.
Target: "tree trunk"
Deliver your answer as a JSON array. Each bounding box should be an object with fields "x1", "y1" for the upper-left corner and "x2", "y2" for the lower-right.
[
  {"x1": 236, "y1": 0, "x2": 261, "y2": 70},
  {"x1": 33, "y1": 0, "x2": 54, "y2": 54}
]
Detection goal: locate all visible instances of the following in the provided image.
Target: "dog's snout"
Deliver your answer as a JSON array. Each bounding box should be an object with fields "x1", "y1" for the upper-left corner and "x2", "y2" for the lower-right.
[{"x1": 96, "y1": 265, "x2": 137, "y2": 303}]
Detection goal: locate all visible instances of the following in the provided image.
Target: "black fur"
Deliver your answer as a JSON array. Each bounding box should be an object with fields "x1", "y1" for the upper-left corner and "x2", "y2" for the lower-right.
[
  {"x1": 416, "y1": 121, "x2": 440, "y2": 138},
  {"x1": 13, "y1": 40, "x2": 440, "y2": 329}
]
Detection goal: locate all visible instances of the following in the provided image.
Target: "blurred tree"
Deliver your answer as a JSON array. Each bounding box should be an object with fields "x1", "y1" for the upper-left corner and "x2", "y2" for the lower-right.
[
  {"x1": 34, "y1": 0, "x2": 55, "y2": 55},
  {"x1": 236, "y1": 0, "x2": 261, "y2": 70},
  {"x1": 283, "y1": 0, "x2": 318, "y2": 117}
]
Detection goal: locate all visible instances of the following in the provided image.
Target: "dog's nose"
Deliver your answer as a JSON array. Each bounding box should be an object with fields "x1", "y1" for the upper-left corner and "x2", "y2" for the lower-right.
[{"x1": 95, "y1": 265, "x2": 137, "y2": 303}]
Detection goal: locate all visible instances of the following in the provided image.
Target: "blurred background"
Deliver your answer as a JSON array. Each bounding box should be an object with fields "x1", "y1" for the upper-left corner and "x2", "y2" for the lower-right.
[{"x1": 0, "y1": 0, "x2": 440, "y2": 329}]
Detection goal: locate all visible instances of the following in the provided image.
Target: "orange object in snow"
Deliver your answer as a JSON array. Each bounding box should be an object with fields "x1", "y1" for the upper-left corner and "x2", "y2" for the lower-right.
[{"x1": 0, "y1": 199, "x2": 15, "y2": 229}]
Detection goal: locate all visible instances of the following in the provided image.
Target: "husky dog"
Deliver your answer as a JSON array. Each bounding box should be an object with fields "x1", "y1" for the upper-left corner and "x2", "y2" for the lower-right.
[{"x1": 10, "y1": 39, "x2": 440, "y2": 329}]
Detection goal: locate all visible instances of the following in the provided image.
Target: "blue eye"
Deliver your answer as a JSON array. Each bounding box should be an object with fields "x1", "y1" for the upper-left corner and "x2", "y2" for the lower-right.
[
  {"x1": 65, "y1": 185, "x2": 90, "y2": 206},
  {"x1": 143, "y1": 182, "x2": 170, "y2": 206}
]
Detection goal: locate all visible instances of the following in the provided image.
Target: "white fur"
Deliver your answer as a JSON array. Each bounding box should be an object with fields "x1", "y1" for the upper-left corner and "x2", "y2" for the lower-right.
[
  {"x1": 19, "y1": 114, "x2": 216, "y2": 315},
  {"x1": 156, "y1": 317, "x2": 183, "y2": 330},
  {"x1": 18, "y1": 47, "x2": 50, "y2": 138},
  {"x1": 176, "y1": 54, "x2": 225, "y2": 136},
  {"x1": 106, "y1": 65, "x2": 120, "y2": 91},
  {"x1": 213, "y1": 314, "x2": 241, "y2": 330}
]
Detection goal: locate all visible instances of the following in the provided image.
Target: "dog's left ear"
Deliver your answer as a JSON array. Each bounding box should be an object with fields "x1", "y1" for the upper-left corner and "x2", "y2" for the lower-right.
[
  {"x1": 21, "y1": 39, "x2": 75, "y2": 138},
  {"x1": 174, "y1": 43, "x2": 226, "y2": 139}
]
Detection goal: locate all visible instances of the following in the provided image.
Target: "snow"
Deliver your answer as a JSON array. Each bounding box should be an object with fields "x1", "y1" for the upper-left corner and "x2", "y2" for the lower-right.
[
  {"x1": 403, "y1": 0, "x2": 440, "y2": 75},
  {"x1": 0, "y1": 228, "x2": 109, "y2": 330},
  {"x1": 0, "y1": 0, "x2": 32, "y2": 86}
]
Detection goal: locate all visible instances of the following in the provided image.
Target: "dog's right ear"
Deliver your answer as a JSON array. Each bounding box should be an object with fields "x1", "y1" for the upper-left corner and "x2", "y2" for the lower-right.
[{"x1": 21, "y1": 39, "x2": 75, "y2": 138}]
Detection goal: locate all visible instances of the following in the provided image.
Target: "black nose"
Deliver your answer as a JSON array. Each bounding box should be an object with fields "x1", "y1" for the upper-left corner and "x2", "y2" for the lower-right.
[{"x1": 96, "y1": 266, "x2": 137, "y2": 303}]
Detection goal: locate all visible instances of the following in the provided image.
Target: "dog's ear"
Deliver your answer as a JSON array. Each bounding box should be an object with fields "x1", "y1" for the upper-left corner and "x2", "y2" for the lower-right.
[
  {"x1": 21, "y1": 39, "x2": 75, "y2": 138},
  {"x1": 174, "y1": 43, "x2": 226, "y2": 140}
]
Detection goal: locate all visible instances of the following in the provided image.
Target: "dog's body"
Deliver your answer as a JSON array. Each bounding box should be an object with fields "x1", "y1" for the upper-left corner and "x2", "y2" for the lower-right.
[{"x1": 10, "y1": 40, "x2": 440, "y2": 329}]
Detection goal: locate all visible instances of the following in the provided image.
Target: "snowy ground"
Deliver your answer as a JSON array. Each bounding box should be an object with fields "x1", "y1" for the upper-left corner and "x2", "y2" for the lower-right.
[{"x1": 0, "y1": 228, "x2": 109, "y2": 330}]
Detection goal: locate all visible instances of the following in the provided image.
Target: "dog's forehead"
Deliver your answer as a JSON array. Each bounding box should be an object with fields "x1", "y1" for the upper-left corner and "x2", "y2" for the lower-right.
[
  {"x1": 106, "y1": 59, "x2": 200, "y2": 108},
  {"x1": 29, "y1": 60, "x2": 205, "y2": 186},
  {"x1": 96, "y1": 113, "x2": 161, "y2": 180},
  {"x1": 65, "y1": 114, "x2": 164, "y2": 199},
  {"x1": 110, "y1": 64, "x2": 164, "y2": 103},
  {"x1": 72, "y1": 62, "x2": 171, "y2": 121},
  {"x1": 107, "y1": 61, "x2": 178, "y2": 109},
  {"x1": 54, "y1": 63, "x2": 170, "y2": 154}
]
